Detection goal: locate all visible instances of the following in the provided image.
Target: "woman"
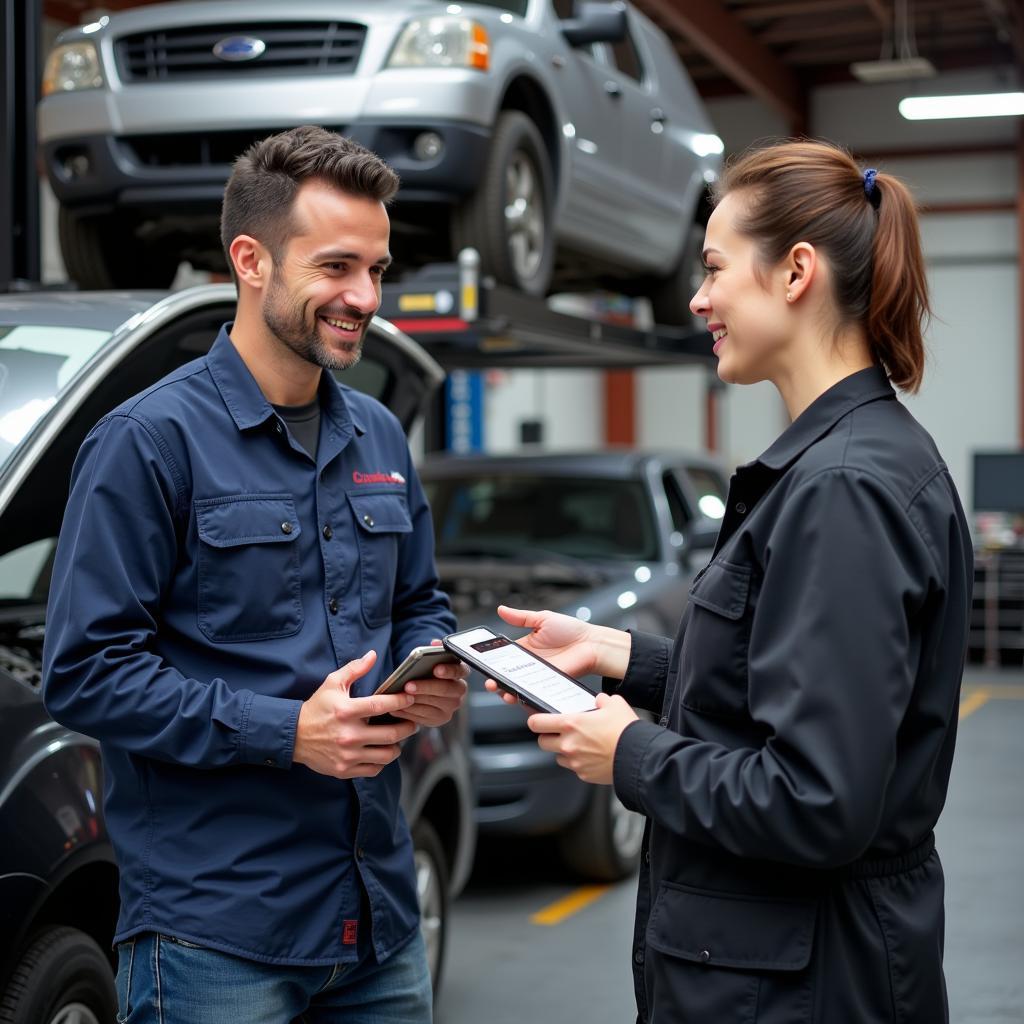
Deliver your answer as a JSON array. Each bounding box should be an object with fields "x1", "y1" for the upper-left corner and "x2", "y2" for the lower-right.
[{"x1": 488, "y1": 141, "x2": 972, "y2": 1022}]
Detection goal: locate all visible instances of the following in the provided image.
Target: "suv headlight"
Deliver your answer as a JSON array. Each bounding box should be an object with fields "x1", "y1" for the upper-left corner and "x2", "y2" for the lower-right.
[
  {"x1": 42, "y1": 41, "x2": 104, "y2": 95},
  {"x1": 387, "y1": 17, "x2": 490, "y2": 70}
]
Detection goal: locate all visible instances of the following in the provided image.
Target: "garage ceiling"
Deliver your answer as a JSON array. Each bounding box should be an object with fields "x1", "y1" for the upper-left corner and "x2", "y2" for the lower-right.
[{"x1": 44, "y1": 0, "x2": 1021, "y2": 127}]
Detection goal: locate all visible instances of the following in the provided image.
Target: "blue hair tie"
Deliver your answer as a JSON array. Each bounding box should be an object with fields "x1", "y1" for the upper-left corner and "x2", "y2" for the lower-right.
[{"x1": 863, "y1": 167, "x2": 879, "y2": 203}]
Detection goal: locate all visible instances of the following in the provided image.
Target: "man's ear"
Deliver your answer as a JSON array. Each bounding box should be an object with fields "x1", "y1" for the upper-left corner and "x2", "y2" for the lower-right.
[
  {"x1": 229, "y1": 234, "x2": 271, "y2": 291},
  {"x1": 784, "y1": 241, "x2": 817, "y2": 302}
]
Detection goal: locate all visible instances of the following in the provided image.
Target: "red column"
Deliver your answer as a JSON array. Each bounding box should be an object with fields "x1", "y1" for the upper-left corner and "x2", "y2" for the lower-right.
[{"x1": 604, "y1": 370, "x2": 635, "y2": 446}]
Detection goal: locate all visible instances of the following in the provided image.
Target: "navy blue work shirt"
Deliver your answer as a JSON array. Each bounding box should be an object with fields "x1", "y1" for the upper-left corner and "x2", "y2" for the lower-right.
[{"x1": 42, "y1": 326, "x2": 456, "y2": 966}]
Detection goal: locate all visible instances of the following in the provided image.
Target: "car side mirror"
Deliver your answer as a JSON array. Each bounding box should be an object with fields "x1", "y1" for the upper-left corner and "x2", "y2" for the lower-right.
[
  {"x1": 560, "y1": 2, "x2": 628, "y2": 47},
  {"x1": 680, "y1": 519, "x2": 720, "y2": 558}
]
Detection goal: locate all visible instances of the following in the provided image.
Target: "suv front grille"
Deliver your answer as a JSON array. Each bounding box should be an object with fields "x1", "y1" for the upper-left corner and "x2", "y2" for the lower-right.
[{"x1": 115, "y1": 22, "x2": 366, "y2": 82}]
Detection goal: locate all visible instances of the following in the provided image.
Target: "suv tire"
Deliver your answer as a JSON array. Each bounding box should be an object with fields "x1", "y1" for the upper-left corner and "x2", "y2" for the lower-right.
[
  {"x1": 453, "y1": 110, "x2": 554, "y2": 296},
  {"x1": 557, "y1": 784, "x2": 644, "y2": 882},
  {"x1": 59, "y1": 208, "x2": 179, "y2": 290},
  {"x1": 0, "y1": 925, "x2": 116, "y2": 1024},
  {"x1": 648, "y1": 220, "x2": 707, "y2": 328}
]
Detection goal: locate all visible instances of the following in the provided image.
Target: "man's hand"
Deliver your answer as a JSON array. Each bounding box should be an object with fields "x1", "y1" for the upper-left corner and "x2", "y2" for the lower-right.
[
  {"x1": 391, "y1": 641, "x2": 469, "y2": 727},
  {"x1": 293, "y1": 651, "x2": 419, "y2": 779},
  {"x1": 527, "y1": 693, "x2": 639, "y2": 784}
]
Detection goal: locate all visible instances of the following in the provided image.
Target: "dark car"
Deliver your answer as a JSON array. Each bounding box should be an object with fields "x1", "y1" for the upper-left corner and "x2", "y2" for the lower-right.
[
  {"x1": 420, "y1": 450, "x2": 727, "y2": 880},
  {"x1": 0, "y1": 286, "x2": 475, "y2": 1020}
]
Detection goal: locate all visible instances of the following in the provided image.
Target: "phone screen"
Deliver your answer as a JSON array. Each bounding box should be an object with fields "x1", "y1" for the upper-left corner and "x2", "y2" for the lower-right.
[{"x1": 447, "y1": 627, "x2": 596, "y2": 714}]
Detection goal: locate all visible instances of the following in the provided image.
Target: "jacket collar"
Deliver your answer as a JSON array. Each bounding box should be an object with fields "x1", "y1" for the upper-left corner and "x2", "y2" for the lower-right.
[
  {"x1": 206, "y1": 324, "x2": 367, "y2": 436},
  {"x1": 753, "y1": 363, "x2": 895, "y2": 472}
]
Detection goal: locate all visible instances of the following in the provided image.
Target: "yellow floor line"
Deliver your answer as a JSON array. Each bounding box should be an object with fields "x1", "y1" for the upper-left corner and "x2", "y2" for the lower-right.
[
  {"x1": 959, "y1": 689, "x2": 991, "y2": 720},
  {"x1": 962, "y1": 683, "x2": 1024, "y2": 700},
  {"x1": 531, "y1": 885, "x2": 610, "y2": 926}
]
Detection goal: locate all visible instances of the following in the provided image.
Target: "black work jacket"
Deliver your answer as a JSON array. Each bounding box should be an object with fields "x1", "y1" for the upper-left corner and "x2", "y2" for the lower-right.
[{"x1": 611, "y1": 365, "x2": 972, "y2": 1024}]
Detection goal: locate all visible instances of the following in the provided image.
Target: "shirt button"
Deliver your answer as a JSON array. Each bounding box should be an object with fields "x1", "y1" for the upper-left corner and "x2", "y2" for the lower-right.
[
  {"x1": 699, "y1": 949, "x2": 711, "y2": 963},
  {"x1": 281, "y1": 522, "x2": 293, "y2": 535},
  {"x1": 264, "y1": 758, "x2": 275, "y2": 767},
  {"x1": 322, "y1": 524, "x2": 333, "y2": 540},
  {"x1": 735, "y1": 502, "x2": 747, "y2": 514},
  {"x1": 329, "y1": 598, "x2": 339, "y2": 615},
  {"x1": 362, "y1": 514, "x2": 375, "y2": 528},
  {"x1": 274, "y1": 421, "x2": 284, "y2": 434},
  {"x1": 634, "y1": 949, "x2": 645, "y2": 965},
  {"x1": 356, "y1": 846, "x2": 365, "y2": 860}
]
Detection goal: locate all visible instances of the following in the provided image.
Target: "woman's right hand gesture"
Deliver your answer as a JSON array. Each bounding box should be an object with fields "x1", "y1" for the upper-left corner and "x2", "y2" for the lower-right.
[{"x1": 485, "y1": 605, "x2": 631, "y2": 705}]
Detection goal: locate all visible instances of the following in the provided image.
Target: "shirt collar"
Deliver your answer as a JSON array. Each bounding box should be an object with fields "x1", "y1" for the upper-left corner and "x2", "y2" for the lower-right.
[
  {"x1": 754, "y1": 363, "x2": 895, "y2": 471},
  {"x1": 206, "y1": 324, "x2": 367, "y2": 436}
]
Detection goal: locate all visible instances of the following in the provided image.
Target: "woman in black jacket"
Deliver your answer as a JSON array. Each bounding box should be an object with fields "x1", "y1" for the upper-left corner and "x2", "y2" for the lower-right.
[{"x1": 489, "y1": 140, "x2": 972, "y2": 1023}]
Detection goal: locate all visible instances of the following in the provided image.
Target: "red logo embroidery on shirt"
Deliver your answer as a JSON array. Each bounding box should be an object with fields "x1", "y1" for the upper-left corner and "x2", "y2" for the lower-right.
[
  {"x1": 342, "y1": 920, "x2": 359, "y2": 945},
  {"x1": 352, "y1": 470, "x2": 406, "y2": 485}
]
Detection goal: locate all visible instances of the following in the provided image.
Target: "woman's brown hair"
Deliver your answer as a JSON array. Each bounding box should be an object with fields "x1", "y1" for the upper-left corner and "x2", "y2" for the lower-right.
[{"x1": 713, "y1": 140, "x2": 929, "y2": 393}]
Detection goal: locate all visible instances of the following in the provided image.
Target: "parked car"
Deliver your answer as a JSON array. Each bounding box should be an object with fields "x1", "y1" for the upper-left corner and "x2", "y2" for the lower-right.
[
  {"x1": 38, "y1": 0, "x2": 721, "y2": 322},
  {"x1": 0, "y1": 286, "x2": 475, "y2": 1019},
  {"x1": 419, "y1": 450, "x2": 727, "y2": 880}
]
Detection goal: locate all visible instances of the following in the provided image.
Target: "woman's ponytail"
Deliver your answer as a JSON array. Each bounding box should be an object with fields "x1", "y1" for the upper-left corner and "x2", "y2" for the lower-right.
[{"x1": 867, "y1": 173, "x2": 930, "y2": 393}]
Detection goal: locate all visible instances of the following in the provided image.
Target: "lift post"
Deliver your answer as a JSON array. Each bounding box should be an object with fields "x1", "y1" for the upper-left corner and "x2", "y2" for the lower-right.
[{"x1": 0, "y1": 0, "x2": 42, "y2": 290}]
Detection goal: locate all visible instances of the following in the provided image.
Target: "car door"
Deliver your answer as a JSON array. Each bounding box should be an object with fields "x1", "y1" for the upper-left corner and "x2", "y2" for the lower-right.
[
  {"x1": 591, "y1": 14, "x2": 679, "y2": 264},
  {"x1": 547, "y1": 0, "x2": 637, "y2": 260}
]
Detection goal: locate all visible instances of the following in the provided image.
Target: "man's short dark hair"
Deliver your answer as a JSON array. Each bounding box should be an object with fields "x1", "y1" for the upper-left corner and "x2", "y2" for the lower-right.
[{"x1": 220, "y1": 126, "x2": 400, "y2": 273}]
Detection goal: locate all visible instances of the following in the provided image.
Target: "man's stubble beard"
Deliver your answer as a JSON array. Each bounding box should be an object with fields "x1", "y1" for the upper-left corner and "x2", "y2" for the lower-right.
[{"x1": 262, "y1": 271, "x2": 365, "y2": 372}]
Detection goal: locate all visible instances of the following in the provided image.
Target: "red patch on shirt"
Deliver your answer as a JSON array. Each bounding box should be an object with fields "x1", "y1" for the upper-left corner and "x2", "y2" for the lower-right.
[
  {"x1": 342, "y1": 919, "x2": 359, "y2": 945},
  {"x1": 352, "y1": 470, "x2": 406, "y2": 486}
]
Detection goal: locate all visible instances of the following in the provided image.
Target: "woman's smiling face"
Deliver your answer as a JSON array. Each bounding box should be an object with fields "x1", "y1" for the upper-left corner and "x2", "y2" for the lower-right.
[{"x1": 689, "y1": 192, "x2": 793, "y2": 386}]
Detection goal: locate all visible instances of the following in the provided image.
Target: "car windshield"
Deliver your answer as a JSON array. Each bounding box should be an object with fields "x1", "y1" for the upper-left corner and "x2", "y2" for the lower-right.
[
  {"x1": 0, "y1": 324, "x2": 111, "y2": 474},
  {"x1": 424, "y1": 474, "x2": 660, "y2": 562}
]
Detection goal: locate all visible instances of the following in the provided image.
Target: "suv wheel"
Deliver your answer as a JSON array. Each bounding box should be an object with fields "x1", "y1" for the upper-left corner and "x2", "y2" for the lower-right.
[
  {"x1": 0, "y1": 926, "x2": 116, "y2": 1024},
  {"x1": 58, "y1": 208, "x2": 180, "y2": 290},
  {"x1": 413, "y1": 819, "x2": 449, "y2": 997},
  {"x1": 557, "y1": 785, "x2": 645, "y2": 882},
  {"x1": 453, "y1": 110, "x2": 554, "y2": 296},
  {"x1": 648, "y1": 221, "x2": 708, "y2": 328}
]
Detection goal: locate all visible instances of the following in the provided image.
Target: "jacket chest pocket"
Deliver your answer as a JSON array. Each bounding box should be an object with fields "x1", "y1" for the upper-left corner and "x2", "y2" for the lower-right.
[
  {"x1": 680, "y1": 559, "x2": 754, "y2": 719},
  {"x1": 348, "y1": 492, "x2": 413, "y2": 628},
  {"x1": 195, "y1": 494, "x2": 303, "y2": 642}
]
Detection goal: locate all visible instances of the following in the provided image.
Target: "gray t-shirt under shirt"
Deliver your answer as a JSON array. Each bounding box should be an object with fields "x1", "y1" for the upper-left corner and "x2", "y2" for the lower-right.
[{"x1": 273, "y1": 396, "x2": 321, "y2": 459}]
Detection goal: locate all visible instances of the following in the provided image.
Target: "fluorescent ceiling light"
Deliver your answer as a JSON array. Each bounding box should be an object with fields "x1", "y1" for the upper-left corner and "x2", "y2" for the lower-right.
[
  {"x1": 850, "y1": 57, "x2": 935, "y2": 83},
  {"x1": 899, "y1": 92, "x2": 1024, "y2": 120}
]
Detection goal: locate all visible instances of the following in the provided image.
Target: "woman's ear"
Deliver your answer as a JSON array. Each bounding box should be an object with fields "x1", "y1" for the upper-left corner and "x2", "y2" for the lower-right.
[
  {"x1": 784, "y1": 241, "x2": 817, "y2": 303},
  {"x1": 229, "y1": 234, "x2": 271, "y2": 291}
]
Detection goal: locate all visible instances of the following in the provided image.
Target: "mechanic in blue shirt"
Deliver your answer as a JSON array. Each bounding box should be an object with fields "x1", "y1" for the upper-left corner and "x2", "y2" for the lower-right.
[{"x1": 42, "y1": 126, "x2": 467, "y2": 1023}]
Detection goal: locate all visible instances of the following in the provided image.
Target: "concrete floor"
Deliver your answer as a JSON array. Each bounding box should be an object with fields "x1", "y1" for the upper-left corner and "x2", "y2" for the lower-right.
[{"x1": 438, "y1": 666, "x2": 1024, "y2": 1024}]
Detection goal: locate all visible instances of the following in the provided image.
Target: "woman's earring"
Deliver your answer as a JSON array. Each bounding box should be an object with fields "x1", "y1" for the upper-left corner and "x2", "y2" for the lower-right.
[{"x1": 786, "y1": 292, "x2": 793, "y2": 301}]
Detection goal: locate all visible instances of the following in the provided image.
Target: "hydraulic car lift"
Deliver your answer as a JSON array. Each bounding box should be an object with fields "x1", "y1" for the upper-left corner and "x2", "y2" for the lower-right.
[{"x1": 381, "y1": 251, "x2": 714, "y2": 370}]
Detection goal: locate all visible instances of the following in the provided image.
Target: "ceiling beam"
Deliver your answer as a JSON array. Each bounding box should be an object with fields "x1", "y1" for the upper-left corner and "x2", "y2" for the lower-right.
[{"x1": 636, "y1": 0, "x2": 805, "y2": 128}]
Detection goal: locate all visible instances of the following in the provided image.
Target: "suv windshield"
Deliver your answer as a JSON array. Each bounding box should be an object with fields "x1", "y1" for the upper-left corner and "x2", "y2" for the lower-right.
[
  {"x1": 0, "y1": 325, "x2": 111, "y2": 473},
  {"x1": 424, "y1": 474, "x2": 659, "y2": 562}
]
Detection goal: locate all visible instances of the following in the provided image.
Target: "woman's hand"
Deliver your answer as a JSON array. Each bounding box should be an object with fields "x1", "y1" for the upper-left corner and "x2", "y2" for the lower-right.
[{"x1": 528, "y1": 693, "x2": 639, "y2": 784}]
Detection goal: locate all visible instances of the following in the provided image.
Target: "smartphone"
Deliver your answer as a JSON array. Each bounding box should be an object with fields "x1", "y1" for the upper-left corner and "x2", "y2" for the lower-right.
[
  {"x1": 373, "y1": 645, "x2": 458, "y2": 697},
  {"x1": 443, "y1": 626, "x2": 597, "y2": 715},
  {"x1": 368, "y1": 645, "x2": 459, "y2": 726}
]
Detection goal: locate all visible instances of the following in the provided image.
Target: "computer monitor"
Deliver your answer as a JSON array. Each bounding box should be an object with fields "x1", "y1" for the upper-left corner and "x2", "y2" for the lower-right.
[{"x1": 973, "y1": 452, "x2": 1024, "y2": 513}]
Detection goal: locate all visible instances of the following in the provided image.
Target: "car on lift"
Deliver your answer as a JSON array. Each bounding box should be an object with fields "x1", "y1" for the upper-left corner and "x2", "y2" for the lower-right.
[
  {"x1": 0, "y1": 286, "x2": 475, "y2": 1021},
  {"x1": 38, "y1": 0, "x2": 721, "y2": 323},
  {"x1": 419, "y1": 449, "x2": 727, "y2": 880}
]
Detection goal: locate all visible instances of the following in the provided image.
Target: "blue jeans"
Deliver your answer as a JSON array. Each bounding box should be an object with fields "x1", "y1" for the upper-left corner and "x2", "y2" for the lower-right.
[{"x1": 115, "y1": 930, "x2": 432, "y2": 1024}]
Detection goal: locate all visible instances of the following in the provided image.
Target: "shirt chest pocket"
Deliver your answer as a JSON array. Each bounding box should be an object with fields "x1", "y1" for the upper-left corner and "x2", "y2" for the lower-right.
[
  {"x1": 680, "y1": 559, "x2": 754, "y2": 719},
  {"x1": 195, "y1": 494, "x2": 303, "y2": 643},
  {"x1": 348, "y1": 492, "x2": 413, "y2": 628}
]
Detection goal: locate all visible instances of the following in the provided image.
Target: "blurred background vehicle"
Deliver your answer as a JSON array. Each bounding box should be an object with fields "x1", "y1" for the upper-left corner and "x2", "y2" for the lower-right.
[
  {"x1": 420, "y1": 449, "x2": 727, "y2": 880},
  {"x1": 0, "y1": 286, "x2": 476, "y2": 1017},
  {"x1": 37, "y1": 0, "x2": 721, "y2": 322}
]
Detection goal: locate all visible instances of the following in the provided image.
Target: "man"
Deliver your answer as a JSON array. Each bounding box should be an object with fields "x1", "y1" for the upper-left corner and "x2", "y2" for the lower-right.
[{"x1": 42, "y1": 126, "x2": 467, "y2": 1022}]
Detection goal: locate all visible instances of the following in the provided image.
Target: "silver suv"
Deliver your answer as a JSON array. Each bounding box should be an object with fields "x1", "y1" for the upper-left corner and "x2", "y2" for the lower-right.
[{"x1": 39, "y1": 0, "x2": 721, "y2": 323}]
